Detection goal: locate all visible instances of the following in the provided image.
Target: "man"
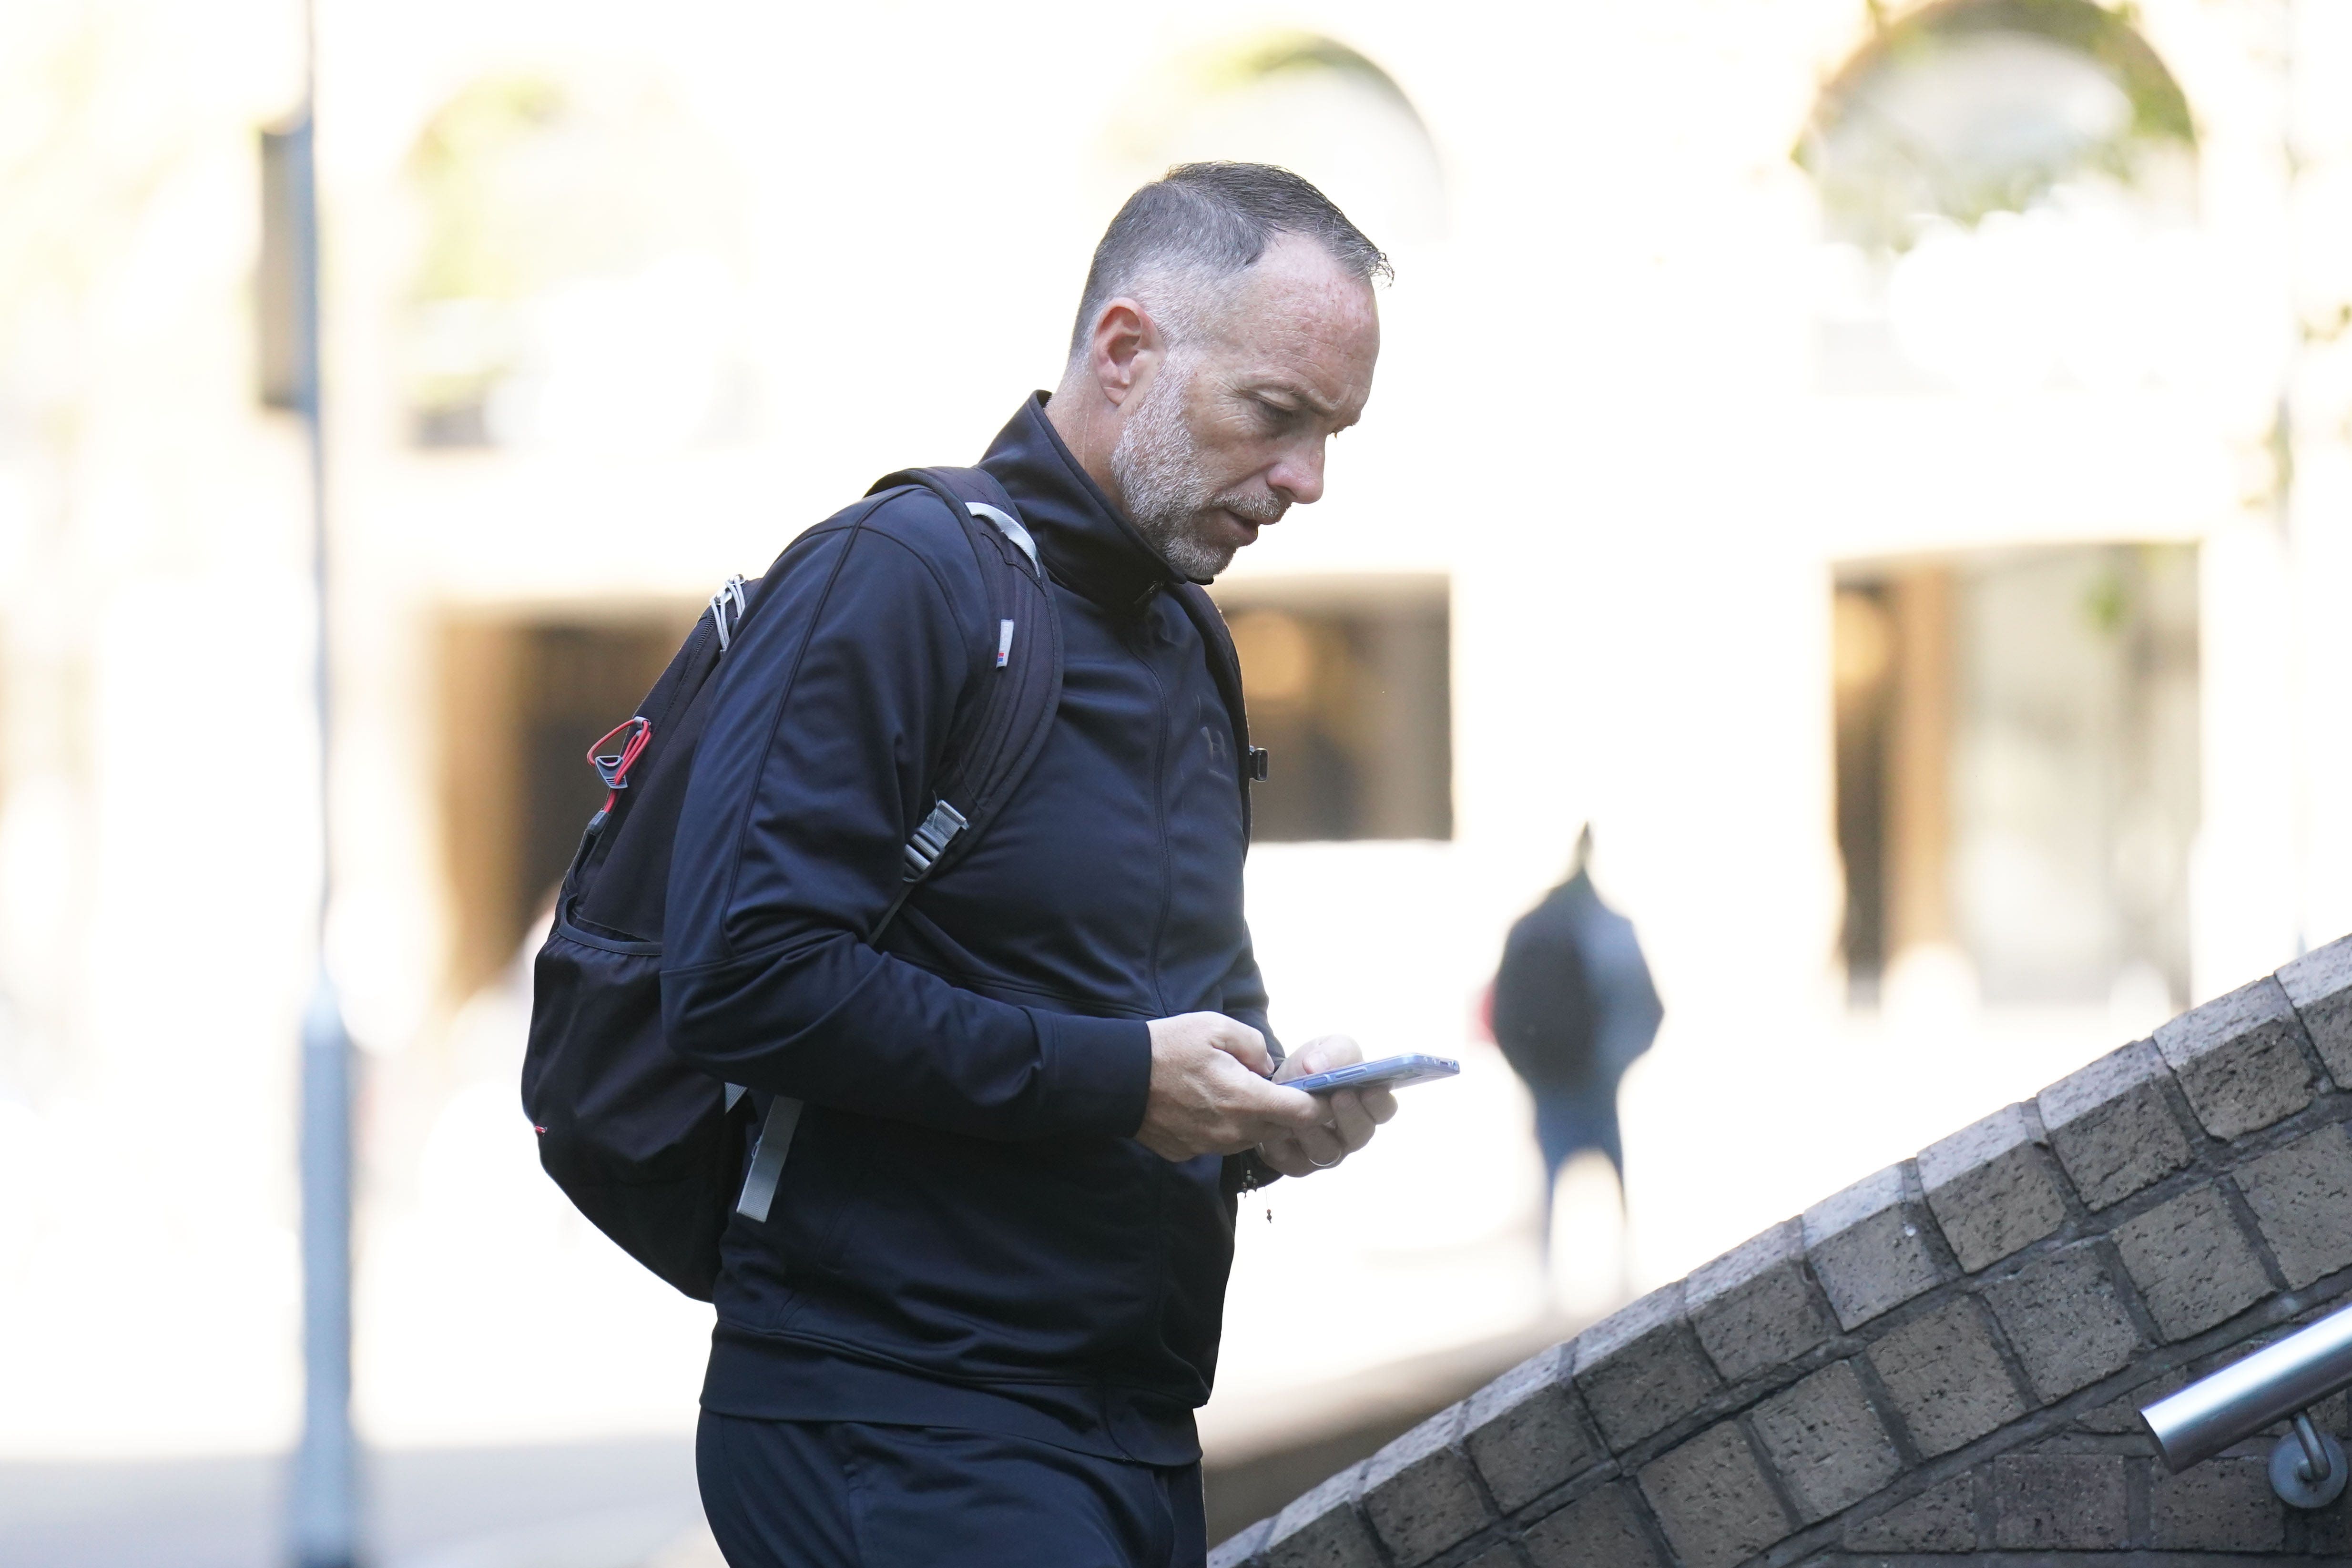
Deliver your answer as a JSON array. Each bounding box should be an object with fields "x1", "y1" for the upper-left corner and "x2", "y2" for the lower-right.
[
  {"x1": 1488, "y1": 826, "x2": 1662, "y2": 1255},
  {"x1": 660, "y1": 164, "x2": 1397, "y2": 1567}
]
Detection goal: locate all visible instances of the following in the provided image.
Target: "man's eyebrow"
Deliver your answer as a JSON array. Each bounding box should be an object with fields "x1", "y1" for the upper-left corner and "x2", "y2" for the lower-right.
[{"x1": 1244, "y1": 378, "x2": 1342, "y2": 418}]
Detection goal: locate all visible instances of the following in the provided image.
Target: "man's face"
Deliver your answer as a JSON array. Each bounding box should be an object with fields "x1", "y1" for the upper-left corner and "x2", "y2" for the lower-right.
[{"x1": 1110, "y1": 236, "x2": 1381, "y2": 580}]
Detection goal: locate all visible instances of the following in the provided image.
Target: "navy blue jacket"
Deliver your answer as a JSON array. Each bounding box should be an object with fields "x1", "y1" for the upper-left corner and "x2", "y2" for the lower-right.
[{"x1": 661, "y1": 395, "x2": 1270, "y2": 1465}]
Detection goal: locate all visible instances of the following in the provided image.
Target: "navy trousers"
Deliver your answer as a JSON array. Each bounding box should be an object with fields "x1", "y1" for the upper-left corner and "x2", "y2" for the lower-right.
[{"x1": 696, "y1": 1411, "x2": 1208, "y2": 1568}]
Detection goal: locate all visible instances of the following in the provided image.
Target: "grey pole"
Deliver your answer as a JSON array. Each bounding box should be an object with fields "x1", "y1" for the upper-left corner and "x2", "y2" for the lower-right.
[
  {"x1": 293, "y1": 974, "x2": 358, "y2": 1568},
  {"x1": 269, "y1": 2, "x2": 362, "y2": 1563}
]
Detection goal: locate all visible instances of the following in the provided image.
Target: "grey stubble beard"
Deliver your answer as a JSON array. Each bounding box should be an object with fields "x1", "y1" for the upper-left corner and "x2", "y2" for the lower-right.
[{"x1": 1109, "y1": 357, "x2": 1283, "y2": 581}]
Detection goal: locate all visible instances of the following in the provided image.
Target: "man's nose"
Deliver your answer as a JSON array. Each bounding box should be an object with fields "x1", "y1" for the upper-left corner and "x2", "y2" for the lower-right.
[{"x1": 1269, "y1": 441, "x2": 1325, "y2": 507}]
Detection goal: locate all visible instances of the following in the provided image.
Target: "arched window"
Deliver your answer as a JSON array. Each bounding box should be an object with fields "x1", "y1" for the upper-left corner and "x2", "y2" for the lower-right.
[
  {"x1": 402, "y1": 73, "x2": 750, "y2": 450},
  {"x1": 1106, "y1": 34, "x2": 1444, "y2": 252},
  {"x1": 1798, "y1": 0, "x2": 2199, "y2": 392}
]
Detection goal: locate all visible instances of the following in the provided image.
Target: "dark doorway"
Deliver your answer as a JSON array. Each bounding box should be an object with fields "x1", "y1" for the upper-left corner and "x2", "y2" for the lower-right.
[
  {"x1": 1212, "y1": 576, "x2": 1452, "y2": 843},
  {"x1": 439, "y1": 607, "x2": 695, "y2": 995}
]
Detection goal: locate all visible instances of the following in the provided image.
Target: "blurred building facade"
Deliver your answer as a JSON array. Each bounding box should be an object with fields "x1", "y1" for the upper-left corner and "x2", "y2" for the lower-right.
[{"x1": 5, "y1": 0, "x2": 2352, "y2": 1461}]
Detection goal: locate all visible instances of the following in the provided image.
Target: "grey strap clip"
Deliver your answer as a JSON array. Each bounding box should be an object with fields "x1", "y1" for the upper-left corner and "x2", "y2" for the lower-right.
[
  {"x1": 709, "y1": 574, "x2": 750, "y2": 652},
  {"x1": 967, "y1": 502, "x2": 1039, "y2": 572},
  {"x1": 736, "y1": 1094, "x2": 804, "y2": 1222},
  {"x1": 901, "y1": 800, "x2": 968, "y2": 880}
]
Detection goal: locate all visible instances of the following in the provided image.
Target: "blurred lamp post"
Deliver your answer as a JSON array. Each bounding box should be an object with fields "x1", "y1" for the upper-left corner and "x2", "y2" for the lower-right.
[{"x1": 261, "y1": 9, "x2": 360, "y2": 1565}]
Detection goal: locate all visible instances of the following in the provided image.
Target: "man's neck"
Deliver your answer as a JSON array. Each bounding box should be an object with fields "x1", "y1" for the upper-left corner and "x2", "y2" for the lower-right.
[{"x1": 1042, "y1": 379, "x2": 1127, "y2": 510}]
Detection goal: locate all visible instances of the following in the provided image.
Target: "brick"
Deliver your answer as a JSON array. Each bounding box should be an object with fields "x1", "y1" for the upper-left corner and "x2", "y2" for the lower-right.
[
  {"x1": 1981, "y1": 1243, "x2": 2145, "y2": 1403},
  {"x1": 1867, "y1": 1297, "x2": 2029, "y2": 1457},
  {"x1": 1990, "y1": 1453, "x2": 2126, "y2": 1549},
  {"x1": 1361, "y1": 1405, "x2": 1488, "y2": 1567},
  {"x1": 1637, "y1": 1423, "x2": 1792, "y2": 1568},
  {"x1": 1801, "y1": 1164, "x2": 1947, "y2": 1330},
  {"x1": 1840, "y1": 1474, "x2": 1976, "y2": 1551},
  {"x1": 1686, "y1": 1219, "x2": 1837, "y2": 1384},
  {"x1": 2148, "y1": 1454, "x2": 2284, "y2": 1549},
  {"x1": 2234, "y1": 1121, "x2": 2352, "y2": 1287},
  {"x1": 1916, "y1": 1102, "x2": 2070, "y2": 1272},
  {"x1": 2154, "y1": 976, "x2": 2317, "y2": 1139},
  {"x1": 2038, "y1": 1040, "x2": 2196, "y2": 1210},
  {"x1": 1263, "y1": 1463, "x2": 1381, "y2": 1568},
  {"x1": 2111, "y1": 1186, "x2": 2274, "y2": 1341},
  {"x1": 1209, "y1": 1518, "x2": 1272, "y2": 1568},
  {"x1": 2280, "y1": 934, "x2": 2352, "y2": 1088},
  {"x1": 1570, "y1": 1283, "x2": 1721, "y2": 1451},
  {"x1": 1462, "y1": 1344, "x2": 1599, "y2": 1512},
  {"x1": 1748, "y1": 1360, "x2": 1904, "y2": 1523},
  {"x1": 1520, "y1": 1482, "x2": 1667, "y2": 1568}
]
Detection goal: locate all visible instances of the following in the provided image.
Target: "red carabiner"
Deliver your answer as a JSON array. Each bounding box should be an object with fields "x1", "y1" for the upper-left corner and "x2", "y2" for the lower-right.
[{"x1": 587, "y1": 717, "x2": 653, "y2": 816}]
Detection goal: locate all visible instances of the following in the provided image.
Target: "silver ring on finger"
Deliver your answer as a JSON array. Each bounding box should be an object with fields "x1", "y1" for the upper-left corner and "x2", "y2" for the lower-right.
[{"x1": 1307, "y1": 1151, "x2": 1341, "y2": 1169}]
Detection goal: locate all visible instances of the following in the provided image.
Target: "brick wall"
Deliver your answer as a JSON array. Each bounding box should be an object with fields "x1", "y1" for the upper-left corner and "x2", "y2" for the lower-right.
[{"x1": 1212, "y1": 936, "x2": 2352, "y2": 1567}]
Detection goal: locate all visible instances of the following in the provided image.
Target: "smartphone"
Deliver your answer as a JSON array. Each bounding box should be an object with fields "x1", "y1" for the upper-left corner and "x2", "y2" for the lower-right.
[{"x1": 1280, "y1": 1054, "x2": 1460, "y2": 1097}]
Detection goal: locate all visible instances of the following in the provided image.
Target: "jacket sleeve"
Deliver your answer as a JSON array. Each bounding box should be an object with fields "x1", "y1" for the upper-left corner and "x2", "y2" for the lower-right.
[
  {"x1": 1216, "y1": 932, "x2": 1282, "y2": 1069},
  {"x1": 659, "y1": 511, "x2": 1151, "y2": 1142}
]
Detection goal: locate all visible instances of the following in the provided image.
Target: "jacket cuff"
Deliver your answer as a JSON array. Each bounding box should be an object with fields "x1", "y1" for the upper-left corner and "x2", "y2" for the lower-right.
[
  {"x1": 1032, "y1": 1010, "x2": 1153, "y2": 1137},
  {"x1": 1223, "y1": 1149, "x2": 1284, "y2": 1195}
]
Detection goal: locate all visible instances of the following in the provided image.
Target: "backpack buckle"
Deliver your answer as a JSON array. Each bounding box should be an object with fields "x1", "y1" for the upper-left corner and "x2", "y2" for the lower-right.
[
  {"x1": 901, "y1": 800, "x2": 968, "y2": 881},
  {"x1": 1248, "y1": 747, "x2": 1271, "y2": 783}
]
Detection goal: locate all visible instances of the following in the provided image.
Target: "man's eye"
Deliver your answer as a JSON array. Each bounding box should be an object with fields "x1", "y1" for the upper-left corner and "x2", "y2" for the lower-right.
[{"x1": 1254, "y1": 401, "x2": 1294, "y2": 430}]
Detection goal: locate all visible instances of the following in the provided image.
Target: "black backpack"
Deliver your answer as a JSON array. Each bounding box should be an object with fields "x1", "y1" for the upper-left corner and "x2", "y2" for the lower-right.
[{"x1": 521, "y1": 468, "x2": 1067, "y2": 1300}]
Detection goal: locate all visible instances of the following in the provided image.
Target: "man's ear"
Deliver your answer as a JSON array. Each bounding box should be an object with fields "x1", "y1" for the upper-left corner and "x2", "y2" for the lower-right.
[{"x1": 1084, "y1": 298, "x2": 1159, "y2": 409}]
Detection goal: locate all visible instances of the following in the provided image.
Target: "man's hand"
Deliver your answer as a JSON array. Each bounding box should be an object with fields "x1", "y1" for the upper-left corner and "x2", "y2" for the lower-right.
[
  {"x1": 1136, "y1": 1013, "x2": 1322, "y2": 1161},
  {"x1": 1258, "y1": 1034, "x2": 1399, "y2": 1178}
]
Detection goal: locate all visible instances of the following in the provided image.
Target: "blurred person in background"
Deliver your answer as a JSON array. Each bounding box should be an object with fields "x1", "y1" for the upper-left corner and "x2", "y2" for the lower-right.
[
  {"x1": 1488, "y1": 826, "x2": 1662, "y2": 1277},
  {"x1": 659, "y1": 164, "x2": 1396, "y2": 1568}
]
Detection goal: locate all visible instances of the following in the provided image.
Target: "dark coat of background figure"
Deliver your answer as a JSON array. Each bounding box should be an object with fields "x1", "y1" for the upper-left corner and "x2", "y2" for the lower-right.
[{"x1": 1489, "y1": 829, "x2": 1662, "y2": 1242}]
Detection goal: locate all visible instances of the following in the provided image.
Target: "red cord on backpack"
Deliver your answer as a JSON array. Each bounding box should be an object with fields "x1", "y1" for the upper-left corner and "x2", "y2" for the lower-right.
[{"x1": 588, "y1": 717, "x2": 653, "y2": 818}]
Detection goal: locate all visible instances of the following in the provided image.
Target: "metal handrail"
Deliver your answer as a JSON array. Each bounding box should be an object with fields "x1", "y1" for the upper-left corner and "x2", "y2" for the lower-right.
[{"x1": 2142, "y1": 1298, "x2": 2352, "y2": 1507}]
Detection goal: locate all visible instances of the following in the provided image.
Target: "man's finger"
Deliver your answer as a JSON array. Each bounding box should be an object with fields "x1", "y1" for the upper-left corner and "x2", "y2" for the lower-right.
[
  {"x1": 1271, "y1": 1082, "x2": 1324, "y2": 1127},
  {"x1": 1212, "y1": 1059, "x2": 1318, "y2": 1140},
  {"x1": 1327, "y1": 1088, "x2": 1377, "y2": 1152},
  {"x1": 1255, "y1": 1136, "x2": 1314, "y2": 1179},
  {"x1": 1210, "y1": 1019, "x2": 1273, "y2": 1078},
  {"x1": 1224, "y1": 1055, "x2": 1319, "y2": 1117},
  {"x1": 1280, "y1": 1033, "x2": 1362, "y2": 1081},
  {"x1": 1294, "y1": 1123, "x2": 1346, "y2": 1166},
  {"x1": 1360, "y1": 1087, "x2": 1399, "y2": 1125}
]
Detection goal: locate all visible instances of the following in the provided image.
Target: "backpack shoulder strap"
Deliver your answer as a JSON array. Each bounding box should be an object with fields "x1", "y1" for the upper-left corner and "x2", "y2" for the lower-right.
[
  {"x1": 861, "y1": 465, "x2": 1064, "y2": 934},
  {"x1": 1169, "y1": 581, "x2": 1262, "y2": 843},
  {"x1": 739, "y1": 465, "x2": 1064, "y2": 1222}
]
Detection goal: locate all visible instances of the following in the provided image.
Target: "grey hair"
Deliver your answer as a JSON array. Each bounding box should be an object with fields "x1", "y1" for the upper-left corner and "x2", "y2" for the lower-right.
[{"x1": 1068, "y1": 162, "x2": 1390, "y2": 358}]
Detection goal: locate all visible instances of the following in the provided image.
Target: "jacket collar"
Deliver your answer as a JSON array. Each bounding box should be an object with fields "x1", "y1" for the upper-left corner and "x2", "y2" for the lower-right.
[{"x1": 978, "y1": 392, "x2": 1183, "y2": 615}]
